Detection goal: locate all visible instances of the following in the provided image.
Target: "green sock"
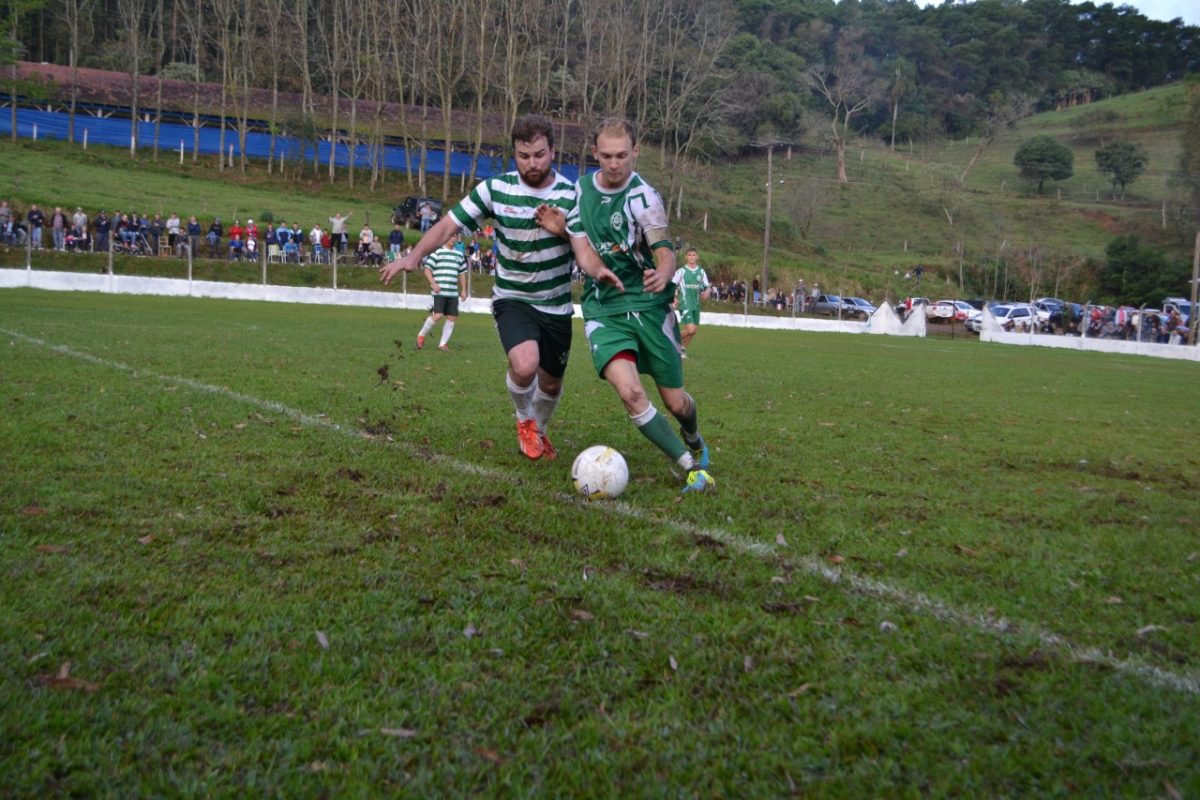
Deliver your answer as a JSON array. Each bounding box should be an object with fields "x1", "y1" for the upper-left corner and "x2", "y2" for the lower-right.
[{"x1": 631, "y1": 405, "x2": 687, "y2": 461}]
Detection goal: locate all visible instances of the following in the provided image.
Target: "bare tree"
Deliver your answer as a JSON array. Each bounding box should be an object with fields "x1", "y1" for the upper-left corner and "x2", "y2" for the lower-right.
[
  {"x1": 117, "y1": 0, "x2": 150, "y2": 156},
  {"x1": 958, "y1": 93, "x2": 1034, "y2": 186},
  {"x1": 151, "y1": 0, "x2": 164, "y2": 160},
  {"x1": 55, "y1": 0, "x2": 95, "y2": 145},
  {"x1": 260, "y1": 0, "x2": 286, "y2": 174},
  {"x1": 804, "y1": 30, "x2": 881, "y2": 184}
]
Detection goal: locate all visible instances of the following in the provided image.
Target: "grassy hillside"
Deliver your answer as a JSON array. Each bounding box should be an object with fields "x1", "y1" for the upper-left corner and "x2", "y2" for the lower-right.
[{"x1": 1, "y1": 83, "x2": 1192, "y2": 303}]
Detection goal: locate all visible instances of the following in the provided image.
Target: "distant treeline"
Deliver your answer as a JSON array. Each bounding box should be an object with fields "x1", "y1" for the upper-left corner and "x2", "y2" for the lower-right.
[{"x1": 4, "y1": 0, "x2": 1199, "y2": 166}]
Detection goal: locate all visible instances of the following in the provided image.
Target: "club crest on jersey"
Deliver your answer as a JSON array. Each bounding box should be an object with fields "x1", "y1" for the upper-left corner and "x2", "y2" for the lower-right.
[{"x1": 609, "y1": 212, "x2": 623, "y2": 230}]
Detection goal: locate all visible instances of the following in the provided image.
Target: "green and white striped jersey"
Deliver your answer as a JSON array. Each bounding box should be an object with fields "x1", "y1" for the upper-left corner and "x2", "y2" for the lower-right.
[
  {"x1": 423, "y1": 246, "x2": 466, "y2": 297},
  {"x1": 448, "y1": 171, "x2": 576, "y2": 316},
  {"x1": 566, "y1": 171, "x2": 673, "y2": 318},
  {"x1": 673, "y1": 265, "x2": 710, "y2": 313}
]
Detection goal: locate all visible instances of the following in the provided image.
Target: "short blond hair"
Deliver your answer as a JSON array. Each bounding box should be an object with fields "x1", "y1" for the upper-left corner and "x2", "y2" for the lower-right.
[{"x1": 592, "y1": 117, "x2": 637, "y2": 147}]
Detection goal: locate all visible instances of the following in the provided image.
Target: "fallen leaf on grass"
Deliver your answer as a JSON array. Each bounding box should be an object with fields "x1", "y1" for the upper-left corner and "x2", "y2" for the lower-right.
[
  {"x1": 379, "y1": 727, "x2": 418, "y2": 739},
  {"x1": 954, "y1": 544, "x2": 980, "y2": 558},
  {"x1": 308, "y1": 761, "x2": 328, "y2": 772},
  {"x1": 508, "y1": 558, "x2": 526, "y2": 571},
  {"x1": 879, "y1": 620, "x2": 898, "y2": 632},
  {"x1": 315, "y1": 631, "x2": 330, "y2": 649},
  {"x1": 463, "y1": 623, "x2": 478, "y2": 639},
  {"x1": 786, "y1": 684, "x2": 813, "y2": 697},
  {"x1": 36, "y1": 662, "x2": 100, "y2": 693},
  {"x1": 569, "y1": 608, "x2": 594, "y2": 622},
  {"x1": 770, "y1": 575, "x2": 789, "y2": 584},
  {"x1": 35, "y1": 544, "x2": 69, "y2": 554},
  {"x1": 895, "y1": 548, "x2": 908, "y2": 558},
  {"x1": 479, "y1": 438, "x2": 495, "y2": 449},
  {"x1": 137, "y1": 535, "x2": 155, "y2": 545},
  {"x1": 827, "y1": 555, "x2": 844, "y2": 565},
  {"x1": 1164, "y1": 779, "x2": 1183, "y2": 800},
  {"x1": 475, "y1": 747, "x2": 503, "y2": 764},
  {"x1": 1186, "y1": 552, "x2": 1198, "y2": 563},
  {"x1": 668, "y1": 655, "x2": 678, "y2": 672},
  {"x1": 22, "y1": 505, "x2": 47, "y2": 516},
  {"x1": 626, "y1": 629, "x2": 649, "y2": 640},
  {"x1": 233, "y1": 423, "x2": 247, "y2": 430},
  {"x1": 1136, "y1": 624, "x2": 1166, "y2": 637},
  {"x1": 1104, "y1": 596, "x2": 1123, "y2": 605},
  {"x1": 743, "y1": 656, "x2": 755, "y2": 672},
  {"x1": 775, "y1": 533, "x2": 788, "y2": 547}
]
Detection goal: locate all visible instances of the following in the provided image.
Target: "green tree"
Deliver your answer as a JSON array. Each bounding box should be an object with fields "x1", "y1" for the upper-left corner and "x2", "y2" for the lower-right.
[
  {"x1": 1013, "y1": 135, "x2": 1073, "y2": 193},
  {"x1": 1094, "y1": 141, "x2": 1147, "y2": 197},
  {"x1": 1099, "y1": 235, "x2": 1190, "y2": 306}
]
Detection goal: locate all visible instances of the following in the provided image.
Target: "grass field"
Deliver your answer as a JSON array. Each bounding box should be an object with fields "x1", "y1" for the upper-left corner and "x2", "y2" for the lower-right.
[{"x1": 2, "y1": 288, "x2": 1198, "y2": 796}]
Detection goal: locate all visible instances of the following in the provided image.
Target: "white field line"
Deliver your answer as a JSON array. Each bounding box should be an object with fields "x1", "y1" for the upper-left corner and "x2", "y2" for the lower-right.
[{"x1": 7, "y1": 328, "x2": 1199, "y2": 697}]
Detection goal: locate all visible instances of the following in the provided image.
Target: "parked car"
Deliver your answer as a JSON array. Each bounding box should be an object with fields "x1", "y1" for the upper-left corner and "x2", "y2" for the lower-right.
[
  {"x1": 927, "y1": 299, "x2": 976, "y2": 323},
  {"x1": 1162, "y1": 297, "x2": 1193, "y2": 326},
  {"x1": 846, "y1": 297, "x2": 877, "y2": 317},
  {"x1": 991, "y1": 303, "x2": 1037, "y2": 331},
  {"x1": 392, "y1": 196, "x2": 443, "y2": 228},
  {"x1": 812, "y1": 294, "x2": 861, "y2": 318}
]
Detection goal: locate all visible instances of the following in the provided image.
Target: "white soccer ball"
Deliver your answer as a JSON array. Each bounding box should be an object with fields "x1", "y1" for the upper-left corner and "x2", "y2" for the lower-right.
[{"x1": 571, "y1": 445, "x2": 629, "y2": 500}]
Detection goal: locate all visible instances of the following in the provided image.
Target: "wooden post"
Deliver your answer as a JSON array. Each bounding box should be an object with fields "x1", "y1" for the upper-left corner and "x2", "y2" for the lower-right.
[
  {"x1": 1189, "y1": 231, "x2": 1199, "y2": 346},
  {"x1": 761, "y1": 145, "x2": 773, "y2": 305}
]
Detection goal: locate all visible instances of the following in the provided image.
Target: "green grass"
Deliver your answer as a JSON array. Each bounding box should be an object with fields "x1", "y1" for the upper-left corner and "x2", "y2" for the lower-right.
[{"x1": 2, "y1": 288, "x2": 1198, "y2": 795}]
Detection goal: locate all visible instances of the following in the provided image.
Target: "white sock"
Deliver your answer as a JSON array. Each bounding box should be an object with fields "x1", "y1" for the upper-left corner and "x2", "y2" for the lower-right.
[
  {"x1": 418, "y1": 317, "x2": 435, "y2": 337},
  {"x1": 439, "y1": 320, "x2": 455, "y2": 346},
  {"x1": 531, "y1": 385, "x2": 561, "y2": 434},
  {"x1": 506, "y1": 372, "x2": 536, "y2": 421}
]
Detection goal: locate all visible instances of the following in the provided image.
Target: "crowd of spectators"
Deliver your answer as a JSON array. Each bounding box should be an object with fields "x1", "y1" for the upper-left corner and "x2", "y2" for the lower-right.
[{"x1": 0, "y1": 200, "x2": 473, "y2": 268}]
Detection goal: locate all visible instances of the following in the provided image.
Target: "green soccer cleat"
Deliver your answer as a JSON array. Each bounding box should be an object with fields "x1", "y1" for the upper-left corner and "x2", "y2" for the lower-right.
[{"x1": 682, "y1": 469, "x2": 714, "y2": 494}]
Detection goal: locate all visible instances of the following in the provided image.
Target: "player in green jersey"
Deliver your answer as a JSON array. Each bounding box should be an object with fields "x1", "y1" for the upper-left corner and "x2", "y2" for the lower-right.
[
  {"x1": 562, "y1": 118, "x2": 714, "y2": 494},
  {"x1": 671, "y1": 247, "x2": 712, "y2": 357}
]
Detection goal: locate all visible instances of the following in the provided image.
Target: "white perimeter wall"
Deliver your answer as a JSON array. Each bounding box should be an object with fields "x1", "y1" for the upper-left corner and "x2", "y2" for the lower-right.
[
  {"x1": 4, "y1": 268, "x2": 1197, "y2": 363},
  {"x1": 0, "y1": 269, "x2": 921, "y2": 337}
]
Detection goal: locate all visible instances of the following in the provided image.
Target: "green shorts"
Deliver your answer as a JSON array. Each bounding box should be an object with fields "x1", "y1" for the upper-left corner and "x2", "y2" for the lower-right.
[
  {"x1": 678, "y1": 306, "x2": 700, "y2": 327},
  {"x1": 583, "y1": 306, "x2": 684, "y2": 389}
]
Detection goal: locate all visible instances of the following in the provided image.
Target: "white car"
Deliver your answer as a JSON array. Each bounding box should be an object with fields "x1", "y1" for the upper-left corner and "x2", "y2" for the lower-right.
[{"x1": 991, "y1": 304, "x2": 1037, "y2": 331}]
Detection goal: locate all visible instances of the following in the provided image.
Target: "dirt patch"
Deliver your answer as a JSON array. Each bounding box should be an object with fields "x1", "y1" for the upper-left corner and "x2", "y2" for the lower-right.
[{"x1": 1074, "y1": 209, "x2": 1127, "y2": 234}]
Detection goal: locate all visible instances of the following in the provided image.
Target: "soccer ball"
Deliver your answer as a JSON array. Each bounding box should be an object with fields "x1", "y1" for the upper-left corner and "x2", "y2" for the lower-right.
[{"x1": 571, "y1": 445, "x2": 629, "y2": 500}]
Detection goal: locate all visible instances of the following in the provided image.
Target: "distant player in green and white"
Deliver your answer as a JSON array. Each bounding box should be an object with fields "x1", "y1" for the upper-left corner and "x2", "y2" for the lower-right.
[
  {"x1": 413, "y1": 234, "x2": 467, "y2": 351},
  {"x1": 381, "y1": 114, "x2": 621, "y2": 460},
  {"x1": 560, "y1": 117, "x2": 714, "y2": 494},
  {"x1": 672, "y1": 247, "x2": 711, "y2": 357}
]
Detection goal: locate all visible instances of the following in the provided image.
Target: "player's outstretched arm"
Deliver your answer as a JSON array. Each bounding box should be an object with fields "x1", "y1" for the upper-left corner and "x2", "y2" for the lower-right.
[
  {"x1": 642, "y1": 244, "x2": 676, "y2": 294},
  {"x1": 568, "y1": 235, "x2": 624, "y2": 293},
  {"x1": 379, "y1": 215, "x2": 460, "y2": 284}
]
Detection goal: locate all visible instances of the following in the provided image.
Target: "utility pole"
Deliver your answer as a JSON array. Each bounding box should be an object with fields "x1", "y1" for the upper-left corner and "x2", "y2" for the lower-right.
[{"x1": 761, "y1": 144, "x2": 773, "y2": 303}]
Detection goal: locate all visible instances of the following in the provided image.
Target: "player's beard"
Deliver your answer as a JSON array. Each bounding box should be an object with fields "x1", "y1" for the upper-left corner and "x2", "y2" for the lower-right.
[{"x1": 520, "y1": 166, "x2": 548, "y2": 188}]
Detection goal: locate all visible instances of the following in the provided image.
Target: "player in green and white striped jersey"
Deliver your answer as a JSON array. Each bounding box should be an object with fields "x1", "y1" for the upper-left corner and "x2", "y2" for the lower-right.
[
  {"x1": 381, "y1": 115, "x2": 621, "y2": 460},
  {"x1": 414, "y1": 234, "x2": 467, "y2": 351}
]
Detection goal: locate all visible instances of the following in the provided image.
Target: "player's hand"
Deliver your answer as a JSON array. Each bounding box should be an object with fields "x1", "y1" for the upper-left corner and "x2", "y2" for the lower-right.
[
  {"x1": 534, "y1": 205, "x2": 567, "y2": 237},
  {"x1": 595, "y1": 266, "x2": 625, "y2": 293},
  {"x1": 379, "y1": 255, "x2": 418, "y2": 284},
  {"x1": 643, "y1": 267, "x2": 671, "y2": 294}
]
